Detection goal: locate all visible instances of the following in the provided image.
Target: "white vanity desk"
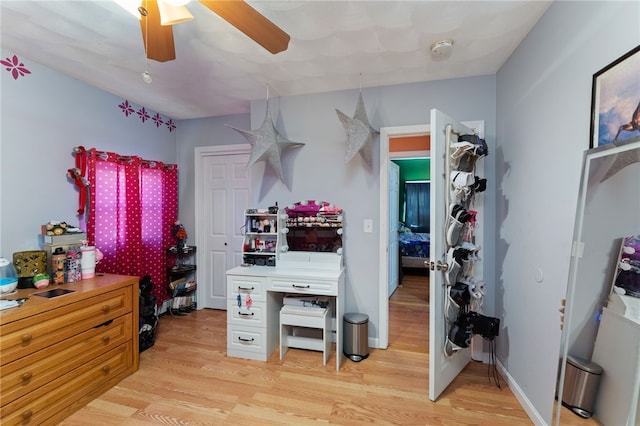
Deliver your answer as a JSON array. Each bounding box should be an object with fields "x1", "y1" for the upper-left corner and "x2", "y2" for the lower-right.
[{"x1": 226, "y1": 252, "x2": 345, "y2": 370}]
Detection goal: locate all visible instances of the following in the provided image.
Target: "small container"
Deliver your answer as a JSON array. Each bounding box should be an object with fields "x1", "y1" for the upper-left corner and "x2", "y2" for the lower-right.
[
  {"x1": 33, "y1": 273, "x2": 50, "y2": 289},
  {"x1": 344, "y1": 313, "x2": 369, "y2": 362},
  {"x1": 80, "y1": 246, "x2": 97, "y2": 279},
  {"x1": 561, "y1": 355, "x2": 603, "y2": 418},
  {"x1": 65, "y1": 250, "x2": 81, "y2": 282},
  {"x1": 0, "y1": 257, "x2": 19, "y2": 294},
  {"x1": 52, "y1": 248, "x2": 66, "y2": 285}
]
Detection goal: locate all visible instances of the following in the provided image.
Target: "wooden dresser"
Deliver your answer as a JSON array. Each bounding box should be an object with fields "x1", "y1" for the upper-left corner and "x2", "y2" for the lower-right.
[{"x1": 0, "y1": 274, "x2": 139, "y2": 425}]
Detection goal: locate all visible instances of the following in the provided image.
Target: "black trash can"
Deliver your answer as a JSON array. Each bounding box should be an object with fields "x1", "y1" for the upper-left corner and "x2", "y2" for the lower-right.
[
  {"x1": 561, "y1": 355, "x2": 603, "y2": 418},
  {"x1": 343, "y1": 313, "x2": 369, "y2": 362}
]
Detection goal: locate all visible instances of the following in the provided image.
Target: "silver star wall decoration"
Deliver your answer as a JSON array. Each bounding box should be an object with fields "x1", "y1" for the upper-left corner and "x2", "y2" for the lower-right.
[
  {"x1": 336, "y1": 92, "x2": 379, "y2": 166},
  {"x1": 227, "y1": 101, "x2": 305, "y2": 183}
]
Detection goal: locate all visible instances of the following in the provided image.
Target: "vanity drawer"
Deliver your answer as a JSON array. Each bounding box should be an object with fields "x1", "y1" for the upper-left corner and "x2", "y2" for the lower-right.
[
  {"x1": 227, "y1": 300, "x2": 265, "y2": 327},
  {"x1": 268, "y1": 278, "x2": 337, "y2": 296},
  {"x1": 227, "y1": 275, "x2": 267, "y2": 301},
  {"x1": 0, "y1": 342, "x2": 132, "y2": 426},
  {"x1": 227, "y1": 323, "x2": 267, "y2": 355},
  {"x1": 0, "y1": 314, "x2": 132, "y2": 406},
  {"x1": 0, "y1": 287, "x2": 132, "y2": 365}
]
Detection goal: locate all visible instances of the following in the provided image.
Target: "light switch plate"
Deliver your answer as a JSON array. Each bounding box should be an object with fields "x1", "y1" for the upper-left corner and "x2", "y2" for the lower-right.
[{"x1": 364, "y1": 219, "x2": 373, "y2": 233}]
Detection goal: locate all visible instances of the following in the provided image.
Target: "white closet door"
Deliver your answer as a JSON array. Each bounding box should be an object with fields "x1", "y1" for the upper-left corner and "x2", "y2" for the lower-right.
[{"x1": 197, "y1": 148, "x2": 250, "y2": 310}]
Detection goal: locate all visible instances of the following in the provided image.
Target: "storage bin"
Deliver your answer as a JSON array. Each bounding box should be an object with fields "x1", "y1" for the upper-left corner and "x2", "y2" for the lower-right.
[
  {"x1": 561, "y1": 355, "x2": 603, "y2": 418},
  {"x1": 343, "y1": 312, "x2": 369, "y2": 362}
]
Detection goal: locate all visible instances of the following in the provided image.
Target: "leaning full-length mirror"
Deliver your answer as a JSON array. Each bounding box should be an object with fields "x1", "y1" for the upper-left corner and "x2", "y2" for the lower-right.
[{"x1": 556, "y1": 137, "x2": 640, "y2": 426}]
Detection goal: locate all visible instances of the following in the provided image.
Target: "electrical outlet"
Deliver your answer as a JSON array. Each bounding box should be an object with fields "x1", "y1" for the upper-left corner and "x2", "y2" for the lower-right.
[{"x1": 364, "y1": 219, "x2": 373, "y2": 233}]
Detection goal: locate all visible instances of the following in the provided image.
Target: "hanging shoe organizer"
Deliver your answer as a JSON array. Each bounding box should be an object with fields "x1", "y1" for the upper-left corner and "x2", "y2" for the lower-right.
[{"x1": 442, "y1": 128, "x2": 490, "y2": 356}]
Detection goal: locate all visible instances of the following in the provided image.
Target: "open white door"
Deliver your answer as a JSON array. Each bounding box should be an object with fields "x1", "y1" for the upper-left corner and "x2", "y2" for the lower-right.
[
  {"x1": 388, "y1": 161, "x2": 400, "y2": 297},
  {"x1": 428, "y1": 109, "x2": 474, "y2": 401}
]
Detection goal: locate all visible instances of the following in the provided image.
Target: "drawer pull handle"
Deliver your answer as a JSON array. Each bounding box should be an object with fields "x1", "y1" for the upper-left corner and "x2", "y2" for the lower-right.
[
  {"x1": 21, "y1": 334, "x2": 32, "y2": 344},
  {"x1": 22, "y1": 410, "x2": 33, "y2": 420},
  {"x1": 238, "y1": 312, "x2": 254, "y2": 317},
  {"x1": 102, "y1": 335, "x2": 111, "y2": 344},
  {"x1": 102, "y1": 305, "x2": 110, "y2": 314},
  {"x1": 238, "y1": 286, "x2": 255, "y2": 291},
  {"x1": 292, "y1": 284, "x2": 310, "y2": 289},
  {"x1": 22, "y1": 372, "x2": 33, "y2": 382},
  {"x1": 94, "y1": 319, "x2": 114, "y2": 328},
  {"x1": 102, "y1": 365, "x2": 111, "y2": 374},
  {"x1": 237, "y1": 336, "x2": 254, "y2": 342}
]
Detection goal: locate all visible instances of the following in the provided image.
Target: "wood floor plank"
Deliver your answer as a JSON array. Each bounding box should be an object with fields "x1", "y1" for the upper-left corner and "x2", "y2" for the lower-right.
[{"x1": 59, "y1": 271, "x2": 596, "y2": 425}]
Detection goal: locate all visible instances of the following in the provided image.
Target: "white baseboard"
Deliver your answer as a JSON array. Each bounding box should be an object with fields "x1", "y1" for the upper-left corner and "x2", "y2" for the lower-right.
[
  {"x1": 354, "y1": 336, "x2": 547, "y2": 425},
  {"x1": 496, "y1": 359, "x2": 548, "y2": 426}
]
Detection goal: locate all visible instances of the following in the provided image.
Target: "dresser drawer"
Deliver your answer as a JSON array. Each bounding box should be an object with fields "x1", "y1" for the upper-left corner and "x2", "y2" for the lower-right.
[
  {"x1": 268, "y1": 278, "x2": 337, "y2": 295},
  {"x1": 0, "y1": 287, "x2": 132, "y2": 365},
  {"x1": 227, "y1": 323, "x2": 267, "y2": 355},
  {"x1": 227, "y1": 275, "x2": 267, "y2": 301},
  {"x1": 0, "y1": 314, "x2": 132, "y2": 406},
  {"x1": 0, "y1": 342, "x2": 132, "y2": 426},
  {"x1": 227, "y1": 300, "x2": 265, "y2": 327}
]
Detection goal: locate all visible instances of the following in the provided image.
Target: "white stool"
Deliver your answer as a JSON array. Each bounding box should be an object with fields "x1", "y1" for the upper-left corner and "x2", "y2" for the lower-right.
[{"x1": 280, "y1": 305, "x2": 331, "y2": 365}]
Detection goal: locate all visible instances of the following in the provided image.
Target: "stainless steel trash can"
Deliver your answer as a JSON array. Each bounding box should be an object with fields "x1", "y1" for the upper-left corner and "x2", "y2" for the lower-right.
[
  {"x1": 344, "y1": 313, "x2": 369, "y2": 362},
  {"x1": 561, "y1": 355, "x2": 603, "y2": 418}
]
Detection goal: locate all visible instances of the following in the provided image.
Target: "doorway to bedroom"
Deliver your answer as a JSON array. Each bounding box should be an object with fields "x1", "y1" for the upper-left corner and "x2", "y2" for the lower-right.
[{"x1": 388, "y1": 134, "x2": 431, "y2": 350}]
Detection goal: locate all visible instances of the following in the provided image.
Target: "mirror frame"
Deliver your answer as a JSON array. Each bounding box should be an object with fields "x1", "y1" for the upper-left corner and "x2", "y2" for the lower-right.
[{"x1": 556, "y1": 136, "x2": 640, "y2": 425}]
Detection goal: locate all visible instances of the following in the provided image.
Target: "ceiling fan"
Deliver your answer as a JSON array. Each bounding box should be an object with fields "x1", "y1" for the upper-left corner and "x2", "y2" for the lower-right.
[{"x1": 133, "y1": 0, "x2": 290, "y2": 62}]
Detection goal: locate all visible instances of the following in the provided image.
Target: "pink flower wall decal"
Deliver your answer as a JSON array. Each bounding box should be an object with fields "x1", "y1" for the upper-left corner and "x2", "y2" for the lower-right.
[
  {"x1": 1, "y1": 55, "x2": 31, "y2": 80},
  {"x1": 119, "y1": 100, "x2": 134, "y2": 117},
  {"x1": 137, "y1": 107, "x2": 150, "y2": 123},
  {"x1": 152, "y1": 113, "x2": 164, "y2": 128},
  {"x1": 116, "y1": 99, "x2": 174, "y2": 133}
]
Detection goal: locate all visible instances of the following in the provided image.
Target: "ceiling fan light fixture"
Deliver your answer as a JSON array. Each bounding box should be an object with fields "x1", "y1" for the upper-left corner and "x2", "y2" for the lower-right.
[{"x1": 157, "y1": 0, "x2": 194, "y2": 26}]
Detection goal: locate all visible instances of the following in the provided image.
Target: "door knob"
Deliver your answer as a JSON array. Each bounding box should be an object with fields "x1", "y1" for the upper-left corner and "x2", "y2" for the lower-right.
[{"x1": 436, "y1": 261, "x2": 449, "y2": 272}]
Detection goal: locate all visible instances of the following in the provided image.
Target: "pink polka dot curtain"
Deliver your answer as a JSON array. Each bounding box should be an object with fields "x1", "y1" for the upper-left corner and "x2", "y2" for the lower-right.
[{"x1": 86, "y1": 149, "x2": 178, "y2": 306}]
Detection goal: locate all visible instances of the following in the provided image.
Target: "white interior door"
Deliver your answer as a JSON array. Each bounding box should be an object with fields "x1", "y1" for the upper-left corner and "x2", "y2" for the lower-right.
[
  {"x1": 388, "y1": 161, "x2": 400, "y2": 297},
  {"x1": 196, "y1": 146, "x2": 250, "y2": 310},
  {"x1": 428, "y1": 108, "x2": 473, "y2": 401}
]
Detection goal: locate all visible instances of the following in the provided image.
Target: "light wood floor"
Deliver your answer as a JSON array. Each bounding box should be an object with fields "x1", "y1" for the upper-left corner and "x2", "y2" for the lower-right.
[{"x1": 60, "y1": 271, "x2": 596, "y2": 425}]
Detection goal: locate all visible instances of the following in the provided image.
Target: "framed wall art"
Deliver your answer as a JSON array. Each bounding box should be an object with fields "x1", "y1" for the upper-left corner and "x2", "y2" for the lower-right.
[{"x1": 590, "y1": 45, "x2": 640, "y2": 148}]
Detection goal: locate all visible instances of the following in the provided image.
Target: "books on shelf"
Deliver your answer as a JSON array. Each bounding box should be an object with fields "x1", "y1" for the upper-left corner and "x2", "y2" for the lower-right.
[
  {"x1": 171, "y1": 296, "x2": 194, "y2": 309},
  {"x1": 170, "y1": 278, "x2": 196, "y2": 296}
]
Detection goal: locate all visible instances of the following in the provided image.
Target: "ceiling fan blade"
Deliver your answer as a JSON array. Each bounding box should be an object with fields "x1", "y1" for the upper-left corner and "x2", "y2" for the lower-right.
[
  {"x1": 199, "y1": 0, "x2": 290, "y2": 54},
  {"x1": 140, "y1": 0, "x2": 176, "y2": 62}
]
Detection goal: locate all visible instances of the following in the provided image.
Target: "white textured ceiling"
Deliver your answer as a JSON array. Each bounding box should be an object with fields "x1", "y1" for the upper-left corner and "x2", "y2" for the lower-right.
[{"x1": 1, "y1": 1, "x2": 551, "y2": 120}]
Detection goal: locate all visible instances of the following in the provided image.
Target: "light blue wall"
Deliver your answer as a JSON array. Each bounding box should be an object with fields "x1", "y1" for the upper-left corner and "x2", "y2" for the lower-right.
[
  {"x1": 174, "y1": 75, "x2": 497, "y2": 344},
  {"x1": 176, "y1": 114, "x2": 250, "y2": 235},
  {"x1": 248, "y1": 78, "x2": 498, "y2": 339},
  {"x1": 3, "y1": 2, "x2": 635, "y2": 422},
  {"x1": 0, "y1": 49, "x2": 177, "y2": 257},
  {"x1": 495, "y1": 1, "x2": 640, "y2": 423}
]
